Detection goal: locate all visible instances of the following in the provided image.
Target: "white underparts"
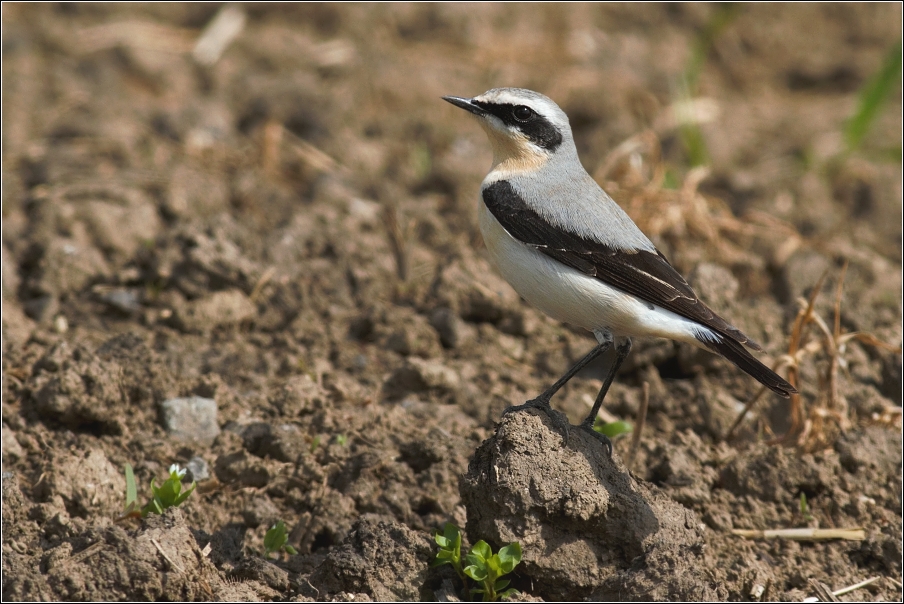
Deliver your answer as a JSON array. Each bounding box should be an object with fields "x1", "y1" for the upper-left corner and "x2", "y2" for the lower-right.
[{"x1": 478, "y1": 199, "x2": 714, "y2": 348}]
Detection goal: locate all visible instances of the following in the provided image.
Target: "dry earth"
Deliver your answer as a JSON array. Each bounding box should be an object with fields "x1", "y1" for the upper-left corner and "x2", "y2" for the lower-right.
[{"x1": 2, "y1": 4, "x2": 902, "y2": 602}]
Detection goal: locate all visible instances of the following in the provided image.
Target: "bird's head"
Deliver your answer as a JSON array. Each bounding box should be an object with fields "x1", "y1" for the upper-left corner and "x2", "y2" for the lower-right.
[{"x1": 443, "y1": 88, "x2": 574, "y2": 174}]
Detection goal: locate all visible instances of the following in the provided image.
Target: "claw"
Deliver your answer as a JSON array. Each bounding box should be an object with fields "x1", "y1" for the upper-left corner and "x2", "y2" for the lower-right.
[{"x1": 579, "y1": 418, "x2": 612, "y2": 457}]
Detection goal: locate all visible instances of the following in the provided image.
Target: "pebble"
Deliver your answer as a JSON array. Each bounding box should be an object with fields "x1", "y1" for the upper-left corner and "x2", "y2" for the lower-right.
[
  {"x1": 185, "y1": 456, "x2": 211, "y2": 482},
  {"x1": 160, "y1": 396, "x2": 220, "y2": 445}
]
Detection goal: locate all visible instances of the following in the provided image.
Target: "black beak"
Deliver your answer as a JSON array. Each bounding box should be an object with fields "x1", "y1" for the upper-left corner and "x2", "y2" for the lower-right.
[{"x1": 442, "y1": 96, "x2": 486, "y2": 117}]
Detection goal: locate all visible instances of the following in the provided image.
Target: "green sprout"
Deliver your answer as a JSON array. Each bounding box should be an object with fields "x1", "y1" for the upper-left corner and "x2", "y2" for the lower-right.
[
  {"x1": 123, "y1": 463, "x2": 196, "y2": 518},
  {"x1": 593, "y1": 418, "x2": 633, "y2": 439},
  {"x1": 432, "y1": 522, "x2": 466, "y2": 583},
  {"x1": 465, "y1": 540, "x2": 522, "y2": 602},
  {"x1": 432, "y1": 523, "x2": 522, "y2": 601},
  {"x1": 335, "y1": 434, "x2": 348, "y2": 446},
  {"x1": 676, "y1": 4, "x2": 740, "y2": 167},
  {"x1": 263, "y1": 521, "x2": 298, "y2": 558},
  {"x1": 799, "y1": 493, "x2": 814, "y2": 522},
  {"x1": 845, "y1": 38, "x2": 902, "y2": 154}
]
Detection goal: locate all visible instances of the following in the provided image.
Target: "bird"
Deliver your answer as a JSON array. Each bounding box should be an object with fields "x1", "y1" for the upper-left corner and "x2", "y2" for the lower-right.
[{"x1": 442, "y1": 87, "x2": 796, "y2": 455}]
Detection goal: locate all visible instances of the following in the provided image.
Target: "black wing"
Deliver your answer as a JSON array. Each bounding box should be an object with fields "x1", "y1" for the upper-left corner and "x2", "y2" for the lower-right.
[{"x1": 482, "y1": 180, "x2": 760, "y2": 350}]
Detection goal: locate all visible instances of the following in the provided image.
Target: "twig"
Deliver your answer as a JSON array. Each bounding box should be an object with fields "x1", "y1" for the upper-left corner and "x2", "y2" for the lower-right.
[
  {"x1": 832, "y1": 576, "x2": 880, "y2": 596},
  {"x1": 771, "y1": 269, "x2": 829, "y2": 445},
  {"x1": 286, "y1": 133, "x2": 340, "y2": 173},
  {"x1": 826, "y1": 261, "x2": 849, "y2": 415},
  {"x1": 151, "y1": 538, "x2": 186, "y2": 573},
  {"x1": 261, "y1": 120, "x2": 284, "y2": 176},
  {"x1": 68, "y1": 542, "x2": 105, "y2": 564},
  {"x1": 809, "y1": 579, "x2": 841, "y2": 602},
  {"x1": 731, "y1": 527, "x2": 865, "y2": 541},
  {"x1": 625, "y1": 382, "x2": 649, "y2": 471},
  {"x1": 77, "y1": 21, "x2": 196, "y2": 54},
  {"x1": 250, "y1": 266, "x2": 277, "y2": 302},
  {"x1": 382, "y1": 204, "x2": 410, "y2": 282},
  {"x1": 193, "y1": 5, "x2": 246, "y2": 66},
  {"x1": 725, "y1": 269, "x2": 828, "y2": 443}
]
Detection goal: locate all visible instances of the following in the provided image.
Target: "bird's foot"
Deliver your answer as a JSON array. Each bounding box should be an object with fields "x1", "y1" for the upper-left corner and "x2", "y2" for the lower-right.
[
  {"x1": 579, "y1": 417, "x2": 613, "y2": 458},
  {"x1": 503, "y1": 397, "x2": 570, "y2": 444}
]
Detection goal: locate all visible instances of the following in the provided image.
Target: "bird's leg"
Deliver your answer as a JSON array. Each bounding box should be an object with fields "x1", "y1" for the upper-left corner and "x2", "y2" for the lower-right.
[
  {"x1": 579, "y1": 338, "x2": 633, "y2": 456},
  {"x1": 504, "y1": 341, "x2": 611, "y2": 440}
]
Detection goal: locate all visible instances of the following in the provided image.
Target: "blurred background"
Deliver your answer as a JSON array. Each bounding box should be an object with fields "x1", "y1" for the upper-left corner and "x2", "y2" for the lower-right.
[{"x1": 1, "y1": 5, "x2": 902, "y2": 601}]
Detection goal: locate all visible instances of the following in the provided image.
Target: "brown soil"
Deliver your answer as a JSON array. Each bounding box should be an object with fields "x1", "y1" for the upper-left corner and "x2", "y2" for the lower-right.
[{"x1": 2, "y1": 4, "x2": 901, "y2": 602}]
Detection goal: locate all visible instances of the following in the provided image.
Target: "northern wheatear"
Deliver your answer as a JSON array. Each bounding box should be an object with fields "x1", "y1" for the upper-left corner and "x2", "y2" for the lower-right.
[{"x1": 443, "y1": 87, "x2": 796, "y2": 454}]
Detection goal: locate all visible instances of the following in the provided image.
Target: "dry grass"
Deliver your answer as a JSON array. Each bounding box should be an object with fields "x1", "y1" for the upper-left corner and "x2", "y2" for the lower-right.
[
  {"x1": 594, "y1": 130, "x2": 901, "y2": 451},
  {"x1": 726, "y1": 265, "x2": 901, "y2": 450}
]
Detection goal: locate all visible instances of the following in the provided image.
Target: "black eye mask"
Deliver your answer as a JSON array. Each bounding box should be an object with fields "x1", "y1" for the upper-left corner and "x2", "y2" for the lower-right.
[{"x1": 471, "y1": 100, "x2": 563, "y2": 151}]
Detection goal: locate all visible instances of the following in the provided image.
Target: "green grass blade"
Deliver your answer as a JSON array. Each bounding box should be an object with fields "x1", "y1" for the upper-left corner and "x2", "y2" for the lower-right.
[
  {"x1": 124, "y1": 463, "x2": 138, "y2": 507},
  {"x1": 675, "y1": 5, "x2": 739, "y2": 167},
  {"x1": 846, "y1": 39, "x2": 902, "y2": 151}
]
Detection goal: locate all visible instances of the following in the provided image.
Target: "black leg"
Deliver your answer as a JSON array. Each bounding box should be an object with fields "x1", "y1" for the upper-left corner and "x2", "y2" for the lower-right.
[
  {"x1": 504, "y1": 340, "x2": 611, "y2": 440},
  {"x1": 579, "y1": 338, "x2": 633, "y2": 456}
]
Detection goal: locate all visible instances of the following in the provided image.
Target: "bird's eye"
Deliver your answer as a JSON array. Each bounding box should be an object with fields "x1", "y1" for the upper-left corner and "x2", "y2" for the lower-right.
[{"x1": 512, "y1": 105, "x2": 534, "y2": 122}]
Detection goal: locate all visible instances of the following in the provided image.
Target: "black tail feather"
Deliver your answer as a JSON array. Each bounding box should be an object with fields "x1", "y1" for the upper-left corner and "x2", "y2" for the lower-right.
[{"x1": 700, "y1": 334, "x2": 797, "y2": 398}]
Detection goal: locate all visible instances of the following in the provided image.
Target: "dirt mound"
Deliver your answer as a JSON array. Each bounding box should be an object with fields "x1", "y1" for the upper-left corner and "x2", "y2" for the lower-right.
[{"x1": 461, "y1": 411, "x2": 714, "y2": 600}]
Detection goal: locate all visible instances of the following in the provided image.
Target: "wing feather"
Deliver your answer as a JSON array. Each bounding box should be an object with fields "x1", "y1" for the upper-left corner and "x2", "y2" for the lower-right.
[{"x1": 483, "y1": 181, "x2": 762, "y2": 350}]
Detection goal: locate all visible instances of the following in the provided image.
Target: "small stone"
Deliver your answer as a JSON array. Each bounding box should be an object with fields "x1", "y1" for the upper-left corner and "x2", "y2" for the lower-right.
[
  {"x1": 429, "y1": 307, "x2": 464, "y2": 349},
  {"x1": 383, "y1": 358, "x2": 460, "y2": 400},
  {"x1": 1, "y1": 428, "x2": 24, "y2": 462},
  {"x1": 52, "y1": 315, "x2": 68, "y2": 333},
  {"x1": 99, "y1": 288, "x2": 141, "y2": 314},
  {"x1": 703, "y1": 508, "x2": 733, "y2": 532},
  {"x1": 161, "y1": 396, "x2": 220, "y2": 445},
  {"x1": 407, "y1": 358, "x2": 460, "y2": 390},
  {"x1": 172, "y1": 289, "x2": 255, "y2": 332},
  {"x1": 385, "y1": 330, "x2": 412, "y2": 355},
  {"x1": 185, "y1": 456, "x2": 210, "y2": 482}
]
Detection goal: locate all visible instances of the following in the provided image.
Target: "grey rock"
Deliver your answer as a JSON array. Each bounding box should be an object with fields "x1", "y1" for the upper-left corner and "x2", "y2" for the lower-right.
[
  {"x1": 161, "y1": 396, "x2": 220, "y2": 445},
  {"x1": 185, "y1": 456, "x2": 211, "y2": 482}
]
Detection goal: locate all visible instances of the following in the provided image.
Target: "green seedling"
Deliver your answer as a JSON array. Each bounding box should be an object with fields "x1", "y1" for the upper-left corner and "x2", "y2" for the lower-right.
[
  {"x1": 799, "y1": 493, "x2": 814, "y2": 522},
  {"x1": 432, "y1": 522, "x2": 467, "y2": 583},
  {"x1": 432, "y1": 523, "x2": 522, "y2": 601},
  {"x1": 465, "y1": 540, "x2": 522, "y2": 602},
  {"x1": 263, "y1": 520, "x2": 298, "y2": 558},
  {"x1": 309, "y1": 435, "x2": 321, "y2": 454},
  {"x1": 593, "y1": 418, "x2": 633, "y2": 439},
  {"x1": 676, "y1": 4, "x2": 739, "y2": 167},
  {"x1": 122, "y1": 463, "x2": 196, "y2": 518},
  {"x1": 335, "y1": 434, "x2": 348, "y2": 446},
  {"x1": 845, "y1": 38, "x2": 902, "y2": 153}
]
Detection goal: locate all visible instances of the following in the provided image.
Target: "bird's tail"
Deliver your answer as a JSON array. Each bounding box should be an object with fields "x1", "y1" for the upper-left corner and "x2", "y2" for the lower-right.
[{"x1": 698, "y1": 332, "x2": 797, "y2": 398}]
